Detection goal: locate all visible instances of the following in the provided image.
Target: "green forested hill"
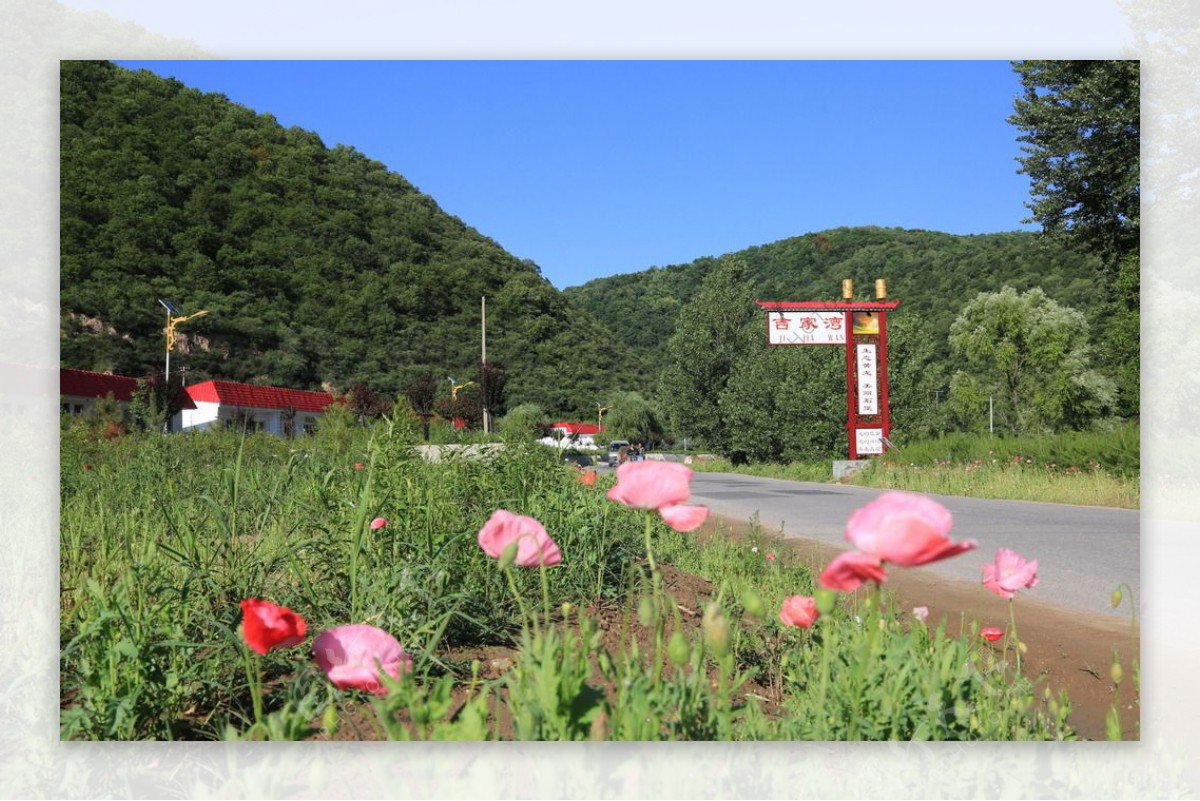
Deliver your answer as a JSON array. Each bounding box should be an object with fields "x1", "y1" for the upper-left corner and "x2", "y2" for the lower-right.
[
  {"x1": 59, "y1": 60, "x2": 648, "y2": 417},
  {"x1": 562, "y1": 226, "x2": 1103, "y2": 376}
]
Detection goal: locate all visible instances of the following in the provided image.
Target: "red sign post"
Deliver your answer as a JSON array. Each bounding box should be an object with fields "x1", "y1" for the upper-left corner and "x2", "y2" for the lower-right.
[{"x1": 756, "y1": 298, "x2": 901, "y2": 460}]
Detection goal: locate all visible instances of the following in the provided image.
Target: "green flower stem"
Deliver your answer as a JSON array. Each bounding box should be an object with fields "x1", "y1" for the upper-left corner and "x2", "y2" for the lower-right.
[
  {"x1": 848, "y1": 584, "x2": 881, "y2": 740},
  {"x1": 1008, "y1": 599, "x2": 1021, "y2": 675},
  {"x1": 243, "y1": 648, "x2": 263, "y2": 725},
  {"x1": 504, "y1": 565, "x2": 537, "y2": 640},
  {"x1": 817, "y1": 622, "x2": 832, "y2": 740},
  {"x1": 538, "y1": 561, "x2": 552, "y2": 632},
  {"x1": 642, "y1": 513, "x2": 666, "y2": 683}
]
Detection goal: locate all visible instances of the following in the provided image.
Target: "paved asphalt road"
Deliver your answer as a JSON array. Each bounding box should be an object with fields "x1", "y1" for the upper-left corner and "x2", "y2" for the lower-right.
[{"x1": 684, "y1": 471, "x2": 1139, "y2": 619}]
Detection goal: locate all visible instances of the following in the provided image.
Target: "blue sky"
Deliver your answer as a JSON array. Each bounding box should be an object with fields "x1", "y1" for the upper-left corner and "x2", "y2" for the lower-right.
[{"x1": 117, "y1": 60, "x2": 1039, "y2": 289}]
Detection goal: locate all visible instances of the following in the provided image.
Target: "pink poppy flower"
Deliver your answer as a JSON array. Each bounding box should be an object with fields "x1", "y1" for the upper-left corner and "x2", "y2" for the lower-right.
[
  {"x1": 779, "y1": 595, "x2": 819, "y2": 628},
  {"x1": 477, "y1": 509, "x2": 562, "y2": 567},
  {"x1": 370, "y1": 517, "x2": 388, "y2": 530},
  {"x1": 912, "y1": 606, "x2": 929, "y2": 623},
  {"x1": 239, "y1": 599, "x2": 307, "y2": 655},
  {"x1": 607, "y1": 461, "x2": 694, "y2": 509},
  {"x1": 980, "y1": 626, "x2": 1004, "y2": 642},
  {"x1": 818, "y1": 550, "x2": 889, "y2": 591},
  {"x1": 981, "y1": 548, "x2": 1038, "y2": 600},
  {"x1": 845, "y1": 491, "x2": 977, "y2": 567},
  {"x1": 313, "y1": 624, "x2": 413, "y2": 695},
  {"x1": 606, "y1": 461, "x2": 710, "y2": 532},
  {"x1": 765, "y1": 552, "x2": 777, "y2": 562},
  {"x1": 658, "y1": 503, "x2": 710, "y2": 533}
]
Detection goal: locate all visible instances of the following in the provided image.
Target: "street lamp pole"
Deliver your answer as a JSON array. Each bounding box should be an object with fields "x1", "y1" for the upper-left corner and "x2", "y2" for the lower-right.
[
  {"x1": 158, "y1": 299, "x2": 208, "y2": 433},
  {"x1": 596, "y1": 402, "x2": 612, "y2": 431},
  {"x1": 481, "y1": 296, "x2": 490, "y2": 433},
  {"x1": 159, "y1": 299, "x2": 208, "y2": 384}
]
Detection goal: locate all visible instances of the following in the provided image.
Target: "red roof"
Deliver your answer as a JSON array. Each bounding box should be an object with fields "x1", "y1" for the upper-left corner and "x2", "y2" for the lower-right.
[
  {"x1": 185, "y1": 380, "x2": 335, "y2": 413},
  {"x1": 552, "y1": 421, "x2": 603, "y2": 436},
  {"x1": 60, "y1": 368, "x2": 139, "y2": 402}
]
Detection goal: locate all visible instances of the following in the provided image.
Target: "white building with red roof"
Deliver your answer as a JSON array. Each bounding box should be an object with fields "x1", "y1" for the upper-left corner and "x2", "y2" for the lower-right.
[
  {"x1": 175, "y1": 380, "x2": 336, "y2": 436},
  {"x1": 539, "y1": 421, "x2": 604, "y2": 449}
]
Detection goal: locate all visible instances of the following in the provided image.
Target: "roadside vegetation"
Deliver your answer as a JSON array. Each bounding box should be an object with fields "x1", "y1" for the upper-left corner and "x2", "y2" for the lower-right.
[
  {"x1": 59, "y1": 416, "x2": 1120, "y2": 741},
  {"x1": 691, "y1": 425, "x2": 1139, "y2": 509}
]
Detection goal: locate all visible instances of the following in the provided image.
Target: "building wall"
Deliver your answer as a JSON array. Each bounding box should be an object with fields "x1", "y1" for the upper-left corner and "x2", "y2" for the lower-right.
[{"x1": 177, "y1": 402, "x2": 322, "y2": 437}]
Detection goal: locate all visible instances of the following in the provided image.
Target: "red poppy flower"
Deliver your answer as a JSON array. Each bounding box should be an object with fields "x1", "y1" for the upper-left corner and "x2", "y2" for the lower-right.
[
  {"x1": 354, "y1": 462, "x2": 364, "y2": 470},
  {"x1": 82, "y1": 463, "x2": 93, "y2": 471},
  {"x1": 577, "y1": 470, "x2": 597, "y2": 487},
  {"x1": 980, "y1": 626, "x2": 1004, "y2": 642},
  {"x1": 779, "y1": 595, "x2": 819, "y2": 628},
  {"x1": 239, "y1": 599, "x2": 307, "y2": 655},
  {"x1": 370, "y1": 517, "x2": 387, "y2": 530}
]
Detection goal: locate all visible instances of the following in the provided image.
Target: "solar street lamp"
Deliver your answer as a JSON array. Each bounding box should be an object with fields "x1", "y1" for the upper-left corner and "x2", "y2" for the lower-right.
[
  {"x1": 159, "y1": 298, "x2": 209, "y2": 383},
  {"x1": 596, "y1": 402, "x2": 613, "y2": 431}
]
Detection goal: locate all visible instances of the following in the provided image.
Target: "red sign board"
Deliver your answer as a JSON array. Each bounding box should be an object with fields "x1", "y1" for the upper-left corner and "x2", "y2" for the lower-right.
[{"x1": 757, "y1": 299, "x2": 900, "y2": 460}]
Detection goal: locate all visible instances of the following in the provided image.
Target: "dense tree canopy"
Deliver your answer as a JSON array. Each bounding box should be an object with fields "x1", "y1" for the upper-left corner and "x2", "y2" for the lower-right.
[
  {"x1": 947, "y1": 287, "x2": 1116, "y2": 434},
  {"x1": 565, "y1": 227, "x2": 1104, "y2": 381}
]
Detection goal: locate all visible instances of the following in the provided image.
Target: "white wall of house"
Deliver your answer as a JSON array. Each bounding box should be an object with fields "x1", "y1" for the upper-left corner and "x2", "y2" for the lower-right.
[{"x1": 176, "y1": 401, "x2": 322, "y2": 436}]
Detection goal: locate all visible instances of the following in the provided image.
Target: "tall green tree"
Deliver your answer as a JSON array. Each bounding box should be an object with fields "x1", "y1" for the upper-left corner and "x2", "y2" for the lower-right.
[
  {"x1": 658, "y1": 256, "x2": 758, "y2": 453},
  {"x1": 601, "y1": 390, "x2": 665, "y2": 447},
  {"x1": 1009, "y1": 59, "x2": 1139, "y2": 416},
  {"x1": 947, "y1": 287, "x2": 1116, "y2": 434},
  {"x1": 718, "y1": 341, "x2": 844, "y2": 463}
]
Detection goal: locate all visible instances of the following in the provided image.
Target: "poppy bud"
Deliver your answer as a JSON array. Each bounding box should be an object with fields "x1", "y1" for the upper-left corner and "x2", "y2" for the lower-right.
[
  {"x1": 668, "y1": 631, "x2": 691, "y2": 666},
  {"x1": 1018, "y1": 640, "x2": 1027, "y2": 654},
  {"x1": 638, "y1": 596, "x2": 657, "y2": 627},
  {"x1": 703, "y1": 604, "x2": 730, "y2": 658},
  {"x1": 322, "y1": 703, "x2": 339, "y2": 736},
  {"x1": 498, "y1": 541, "x2": 519, "y2": 571},
  {"x1": 815, "y1": 588, "x2": 837, "y2": 615},
  {"x1": 1111, "y1": 588, "x2": 1123, "y2": 608},
  {"x1": 1111, "y1": 656, "x2": 1123, "y2": 685}
]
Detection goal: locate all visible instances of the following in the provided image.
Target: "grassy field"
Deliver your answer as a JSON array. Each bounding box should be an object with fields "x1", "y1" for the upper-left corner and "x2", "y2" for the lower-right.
[
  {"x1": 691, "y1": 425, "x2": 1140, "y2": 509},
  {"x1": 60, "y1": 418, "x2": 1127, "y2": 741}
]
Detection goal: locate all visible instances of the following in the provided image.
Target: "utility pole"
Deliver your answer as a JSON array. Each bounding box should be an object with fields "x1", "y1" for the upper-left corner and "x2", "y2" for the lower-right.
[{"x1": 481, "y1": 296, "x2": 490, "y2": 433}]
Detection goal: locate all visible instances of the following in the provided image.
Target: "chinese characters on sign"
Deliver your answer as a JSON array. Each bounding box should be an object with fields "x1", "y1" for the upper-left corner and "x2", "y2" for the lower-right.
[
  {"x1": 855, "y1": 428, "x2": 884, "y2": 455},
  {"x1": 856, "y1": 344, "x2": 878, "y2": 415},
  {"x1": 767, "y1": 312, "x2": 846, "y2": 345}
]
